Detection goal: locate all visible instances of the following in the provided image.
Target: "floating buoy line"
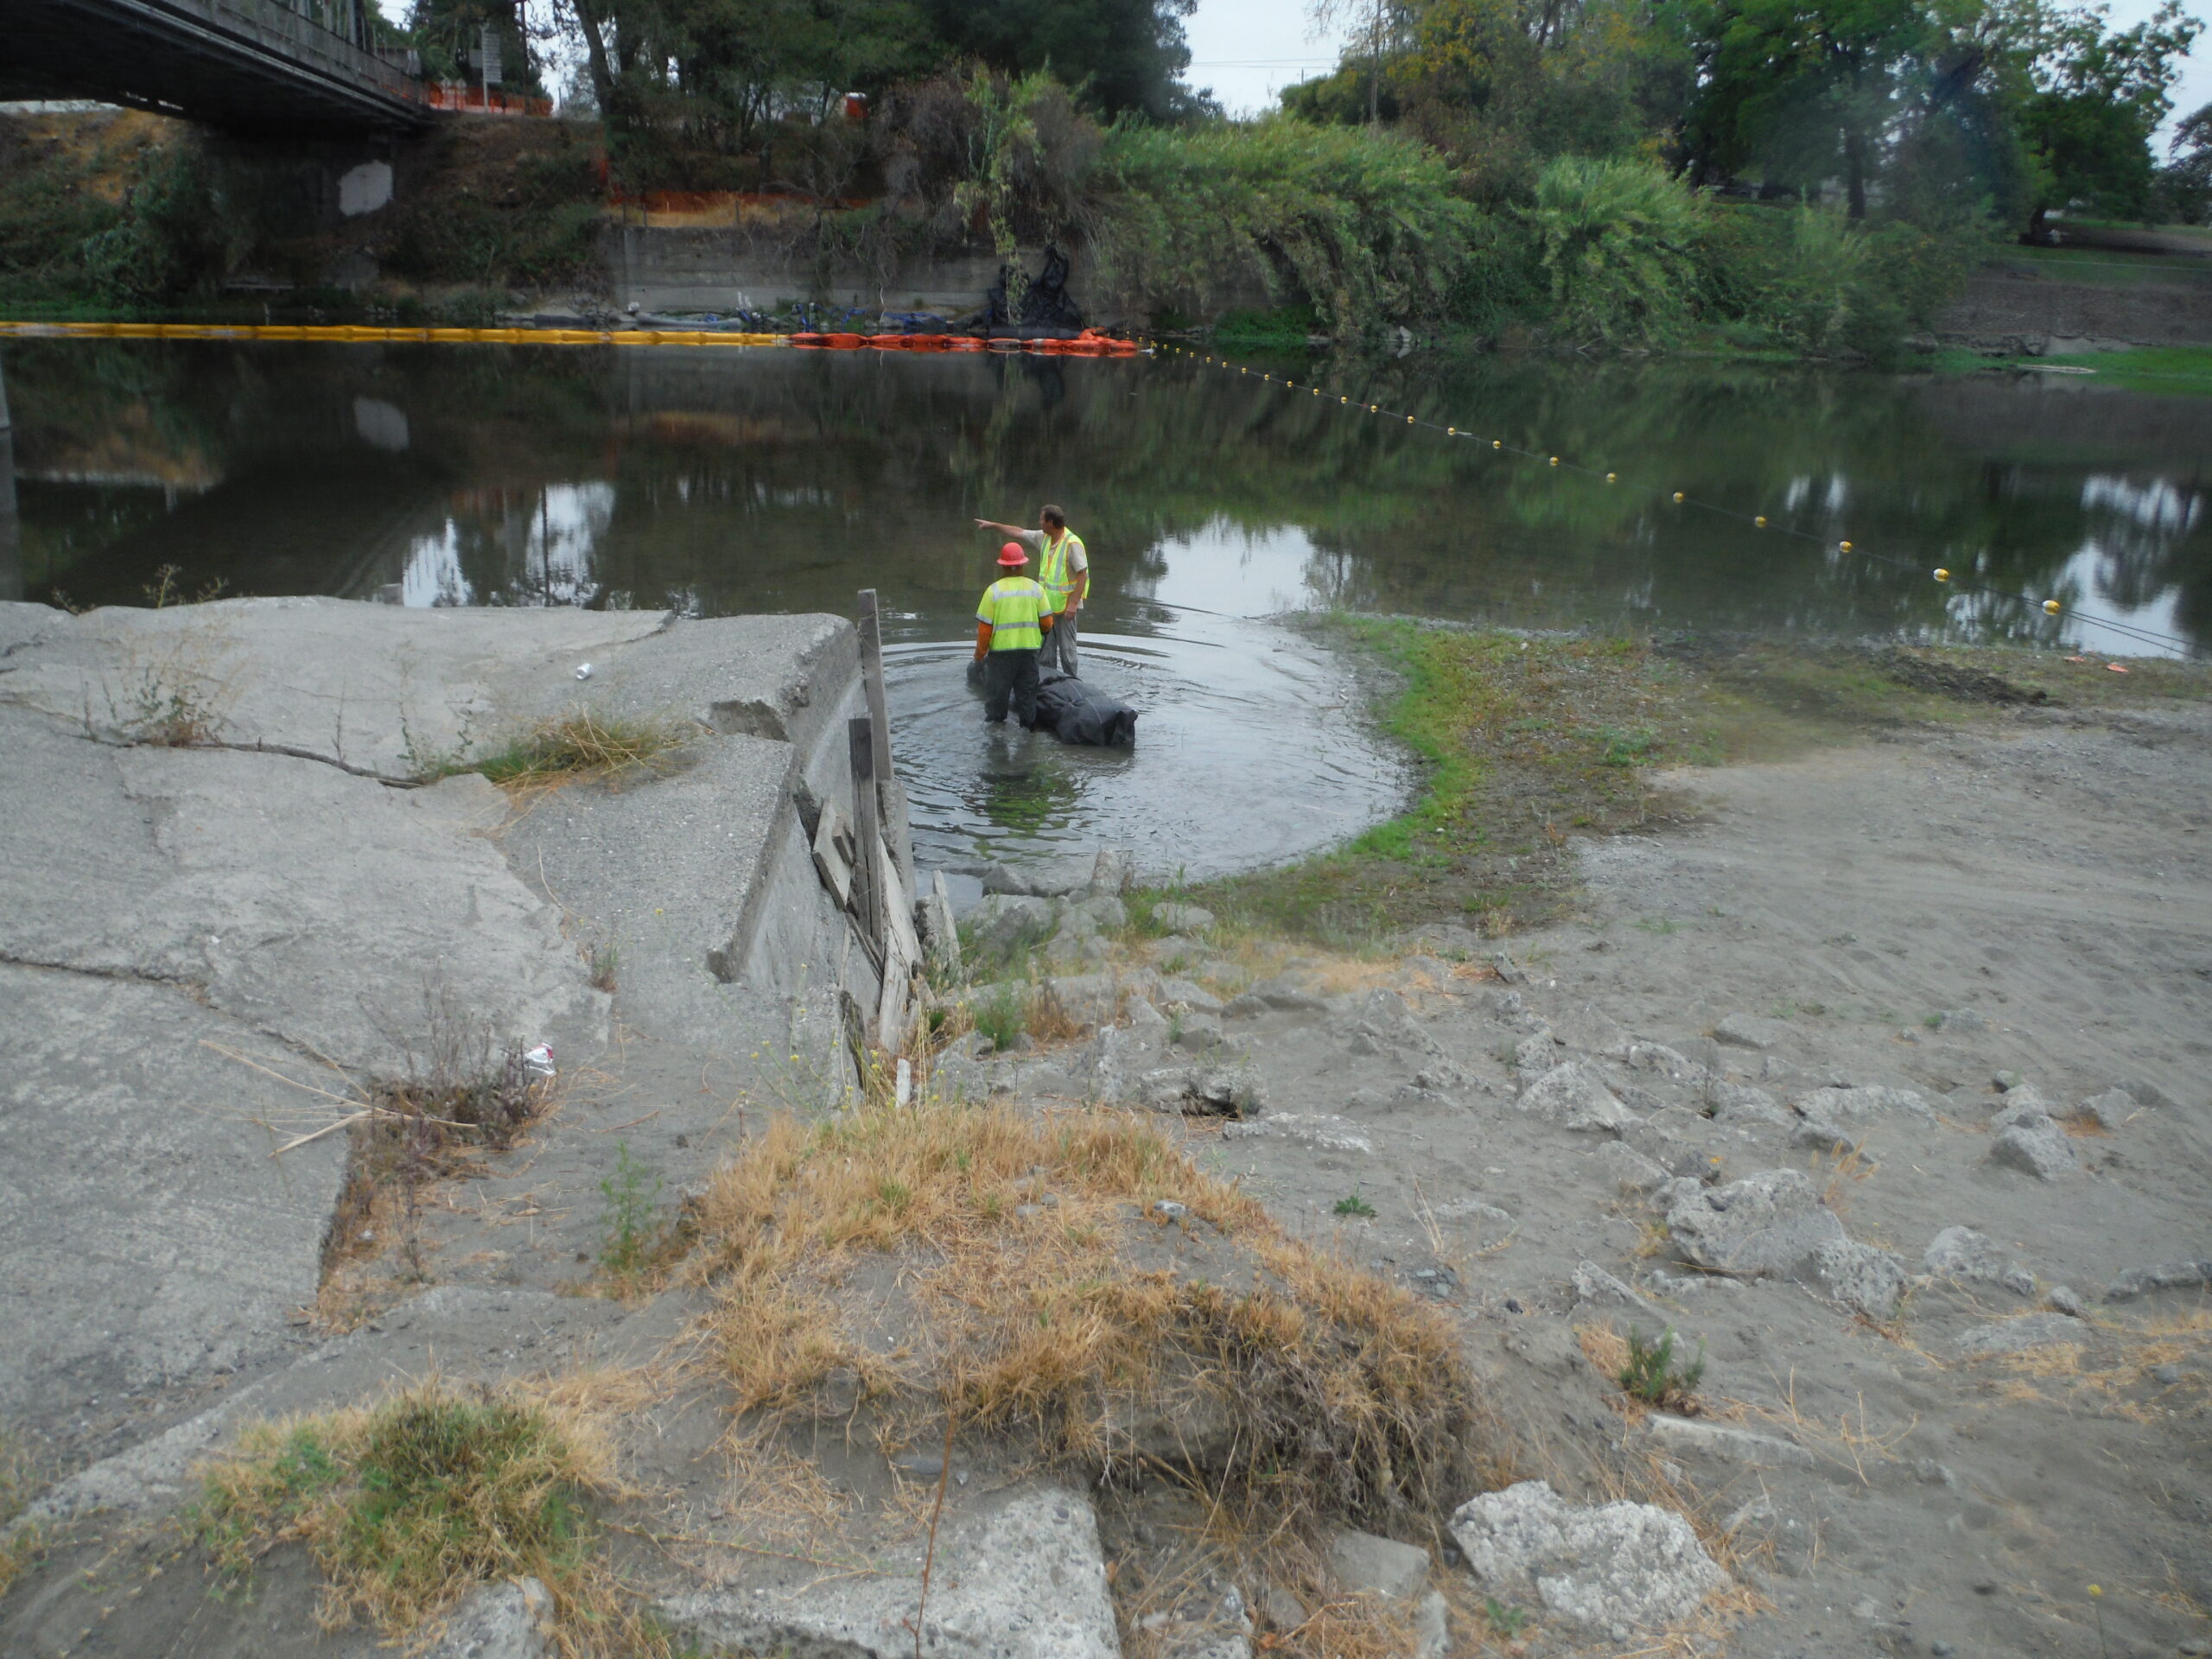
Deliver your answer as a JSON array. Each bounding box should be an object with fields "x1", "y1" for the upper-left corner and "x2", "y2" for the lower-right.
[{"x1": 1153, "y1": 342, "x2": 2191, "y2": 658}]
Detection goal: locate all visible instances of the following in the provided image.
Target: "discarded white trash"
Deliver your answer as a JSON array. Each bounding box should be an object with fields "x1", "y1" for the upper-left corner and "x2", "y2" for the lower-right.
[
  {"x1": 575, "y1": 663, "x2": 594, "y2": 680},
  {"x1": 524, "y1": 1044, "x2": 556, "y2": 1079}
]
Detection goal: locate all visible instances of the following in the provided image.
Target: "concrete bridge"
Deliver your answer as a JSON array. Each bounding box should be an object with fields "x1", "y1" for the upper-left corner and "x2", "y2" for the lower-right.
[{"x1": 2, "y1": 0, "x2": 432, "y2": 134}]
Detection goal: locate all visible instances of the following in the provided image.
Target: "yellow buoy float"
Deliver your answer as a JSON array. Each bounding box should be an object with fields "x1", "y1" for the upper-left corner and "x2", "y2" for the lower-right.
[
  {"x1": 1672, "y1": 492, "x2": 1684, "y2": 504},
  {"x1": 2044, "y1": 598, "x2": 2063, "y2": 614},
  {"x1": 1840, "y1": 540, "x2": 1853, "y2": 552},
  {"x1": 1754, "y1": 515, "x2": 1766, "y2": 527},
  {"x1": 1934, "y1": 568, "x2": 1950, "y2": 582},
  {"x1": 1605, "y1": 473, "x2": 1616, "y2": 483}
]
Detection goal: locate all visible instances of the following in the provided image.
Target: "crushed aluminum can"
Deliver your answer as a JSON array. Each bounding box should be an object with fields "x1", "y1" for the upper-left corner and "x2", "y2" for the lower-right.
[
  {"x1": 575, "y1": 663, "x2": 594, "y2": 680},
  {"x1": 523, "y1": 1043, "x2": 556, "y2": 1079}
]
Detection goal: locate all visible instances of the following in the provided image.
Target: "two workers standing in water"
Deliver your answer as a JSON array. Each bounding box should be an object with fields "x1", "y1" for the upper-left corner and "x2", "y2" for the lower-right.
[{"x1": 971, "y1": 505, "x2": 1089, "y2": 727}]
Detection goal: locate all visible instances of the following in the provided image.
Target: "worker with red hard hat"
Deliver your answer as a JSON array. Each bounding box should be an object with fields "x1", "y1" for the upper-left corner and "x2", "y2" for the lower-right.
[{"x1": 973, "y1": 542, "x2": 1056, "y2": 727}]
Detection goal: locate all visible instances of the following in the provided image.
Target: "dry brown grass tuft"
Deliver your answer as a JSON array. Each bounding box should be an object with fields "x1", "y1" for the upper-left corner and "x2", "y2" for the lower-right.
[{"x1": 685, "y1": 1096, "x2": 1497, "y2": 1536}]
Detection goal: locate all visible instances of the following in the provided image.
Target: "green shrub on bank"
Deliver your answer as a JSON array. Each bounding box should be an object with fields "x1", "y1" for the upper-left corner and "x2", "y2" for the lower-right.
[
  {"x1": 1522, "y1": 156, "x2": 1704, "y2": 344},
  {"x1": 1090, "y1": 118, "x2": 1483, "y2": 339}
]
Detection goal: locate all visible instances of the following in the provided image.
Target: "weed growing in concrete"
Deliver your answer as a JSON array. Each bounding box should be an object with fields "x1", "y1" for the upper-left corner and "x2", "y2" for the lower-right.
[
  {"x1": 327, "y1": 1006, "x2": 546, "y2": 1284},
  {"x1": 587, "y1": 941, "x2": 620, "y2": 994},
  {"x1": 597, "y1": 1142, "x2": 667, "y2": 1277},
  {"x1": 474, "y1": 711, "x2": 692, "y2": 787},
  {"x1": 193, "y1": 1379, "x2": 646, "y2": 1648},
  {"x1": 1619, "y1": 1325, "x2": 1707, "y2": 1409}
]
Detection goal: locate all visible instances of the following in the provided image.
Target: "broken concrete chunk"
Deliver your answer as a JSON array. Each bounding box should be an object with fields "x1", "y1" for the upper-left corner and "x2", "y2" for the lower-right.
[
  {"x1": 1643, "y1": 1414, "x2": 1815, "y2": 1470},
  {"x1": 1220, "y1": 1115, "x2": 1373, "y2": 1154},
  {"x1": 1223, "y1": 976, "x2": 1326, "y2": 1016},
  {"x1": 1790, "y1": 1118, "x2": 1859, "y2": 1155},
  {"x1": 1153, "y1": 900, "x2": 1215, "y2": 934},
  {"x1": 1954, "y1": 1313, "x2": 2086, "y2": 1357},
  {"x1": 1790, "y1": 1085, "x2": 1932, "y2": 1120},
  {"x1": 1628, "y1": 1042, "x2": 1710, "y2": 1086},
  {"x1": 659, "y1": 1484, "x2": 1119, "y2": 1659},
  {"x1": 1449, "y1": 1479, "x2": 1726, "y2": 1634},
  {"x1": 428, "y1": 1577, "x2": 555, "y2": 1659},
  {"x1": 1517, "y1": 1061, "x2": 1638, "y2": 1134},
  {"x1": 1808, "y1": 1238, "x2": 1909, "y2": 1320},
  {"x1": 1923, "y1": 1227, "x2": 2025, "y2": 1286},
  {"x1": 967, "y1": 893, "x2": 1055, "y2": 966},
  {"x1": 1708, "y1": 1082, "x2": 1790, "y2": 1126},
  {"x1": 2066, "y1": 1090, "x2": 2134, "y2": 1131},
  {"x1": 1664, "y1": 1168, "x2": 1847, "y2": 1279},
  {"x1": 1089, "y1": 847, "x2": 1134, "y2": 898},
  {"x1": 1989, "y1": 1121, "x2": 2078, "y2": 1180},
  {"x1": 1590, "y1": 1140, "x2": 1672, "y2": 1196},
  {"x1": 1327, "y1": 1528, "x2": 1432, "y2": 1602},
  {"x1": 2104, "y1": 1261, "x2": 2212, "y2": 1302},
  {"x1": 1571, "y1": 1262, "x2": 1657, "y2": 1313},
  {"x1": 1713, "y1": 1013, "x2": 1785, "y2": 1051}
]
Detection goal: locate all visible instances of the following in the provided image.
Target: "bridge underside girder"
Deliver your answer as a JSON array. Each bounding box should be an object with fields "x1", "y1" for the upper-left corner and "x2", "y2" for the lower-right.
[{"x1": 1, "y1": 0, "x2": 433, "y2": 137}]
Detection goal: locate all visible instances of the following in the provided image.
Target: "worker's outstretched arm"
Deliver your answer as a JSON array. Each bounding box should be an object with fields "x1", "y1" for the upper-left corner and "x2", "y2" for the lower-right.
[
  {"x1": 975, "y1": 519, "x2": 1042, "y2": 544},
  {"x1": 974, "y1": 621, "x2": 993, "y2": 660}
]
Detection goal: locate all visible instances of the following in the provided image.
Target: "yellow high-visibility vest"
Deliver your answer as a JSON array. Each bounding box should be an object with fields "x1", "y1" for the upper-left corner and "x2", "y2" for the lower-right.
[
  {"x1": 977, "y1": 577, "x2": 1046, "y2": 651},
  {"x1": 1038, "y1": 529, "x2": 1086, "y2": 608}
]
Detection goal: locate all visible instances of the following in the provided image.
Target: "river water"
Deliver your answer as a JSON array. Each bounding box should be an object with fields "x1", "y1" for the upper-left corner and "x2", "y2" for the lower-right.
[{"x1": 4, "y1": 339, "x2": 2206, "y2": 872}]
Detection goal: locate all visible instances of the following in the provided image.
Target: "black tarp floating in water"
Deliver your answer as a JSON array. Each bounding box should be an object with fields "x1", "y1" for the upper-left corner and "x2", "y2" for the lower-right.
[
  {"x1": 1031, "y1": 672, "x2": 1137, "y2": 747},
  {"x1": 963, "y1": 660, "x2": 1138, "y2": 747}
]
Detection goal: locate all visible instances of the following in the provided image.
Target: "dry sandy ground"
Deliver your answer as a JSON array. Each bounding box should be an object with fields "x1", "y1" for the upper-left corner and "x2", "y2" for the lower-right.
[{"x1": 1173, "y1": 696, "x2": 2211, "y2": 1656}]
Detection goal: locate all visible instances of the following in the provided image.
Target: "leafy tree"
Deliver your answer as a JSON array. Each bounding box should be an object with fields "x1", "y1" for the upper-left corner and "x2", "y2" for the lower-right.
[
  {"x1": 918, "y1": 0, "x2": 1206, "y2": 121},
  {"x1": 2152, "y1": 100, "x2": 2212, "y2": 223},
  {"x1": 2005, "y1": 0, "x2": 2202, "y2": 226},
  {"x1": 1679, "y1": 0, "x2": 1974, "y2": 218}
]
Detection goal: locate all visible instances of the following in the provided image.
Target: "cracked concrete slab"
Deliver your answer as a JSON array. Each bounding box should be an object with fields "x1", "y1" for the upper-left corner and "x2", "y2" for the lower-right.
[{"x1": 0, "y1": 961, "x2": 348, "y2": 1438}]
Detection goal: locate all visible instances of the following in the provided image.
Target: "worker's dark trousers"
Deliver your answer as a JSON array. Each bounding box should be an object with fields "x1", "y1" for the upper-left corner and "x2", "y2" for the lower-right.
[
  {"x1": 982, "y1": 648, "x2": 1041, "y2": 727},
  {"x1": 1038, "y1": 608, "x2": 1079, "y2": 677}
]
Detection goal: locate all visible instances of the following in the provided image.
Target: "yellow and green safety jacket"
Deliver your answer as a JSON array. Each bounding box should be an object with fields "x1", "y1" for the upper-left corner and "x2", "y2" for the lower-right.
[
  {"x1": 976, "y1": 576, "x2": 1048, "y2": 651},
  {"x1": 1038, "y1": 529, "x2": 1086, "y2": 611}
]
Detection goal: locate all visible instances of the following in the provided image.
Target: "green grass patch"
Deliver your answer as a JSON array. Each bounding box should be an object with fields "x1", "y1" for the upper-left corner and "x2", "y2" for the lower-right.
[
  {"x1": 1927, "y1": 344, "x2": 2212, "y2": 397},
  {"x1": 1187, "y1": 620, "x2": 1715, "y2": 944},
  {"x1": 1179, "y1": 622, "x2": 2209, "y2": 953},
  {"x1": 194, "y1": 1382, "x2": 626, "y2": 1640}
]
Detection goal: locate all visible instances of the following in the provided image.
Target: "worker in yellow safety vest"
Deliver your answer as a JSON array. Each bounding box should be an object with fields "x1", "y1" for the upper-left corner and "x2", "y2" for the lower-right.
[
  {"x1": 974, "y1": 503, "x2": 1088, "y2": 677},
  {"x1": 973, "y1": 542, "x2": 1057, "y2": 726}
]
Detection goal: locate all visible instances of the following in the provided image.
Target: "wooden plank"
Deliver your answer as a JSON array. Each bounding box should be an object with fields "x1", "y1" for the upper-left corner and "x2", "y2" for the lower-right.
[
  {"x1": 875, "y1": 932, "x2": 912, "y2": 1056},
  {"x1": 810, "y1": 812, "x2": 853, "y2": 911},
  {"x1": 857, "y1": 588, "x2": 894, "y2": 786},
  {"x1": 876, "y1": 833, "x2": 923, "y2": 969},
  {"x1": 849, "y1": 716, "x2": 880, "y2": 946}
]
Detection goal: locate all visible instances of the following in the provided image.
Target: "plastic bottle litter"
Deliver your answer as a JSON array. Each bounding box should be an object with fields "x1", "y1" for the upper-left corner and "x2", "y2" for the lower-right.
[
  {"x1": 575, "y1": 663, "x2": 594, "y2": 680},
  {"x1": 524, "y1": 1043, "x2": 556, "y2": 1079}
]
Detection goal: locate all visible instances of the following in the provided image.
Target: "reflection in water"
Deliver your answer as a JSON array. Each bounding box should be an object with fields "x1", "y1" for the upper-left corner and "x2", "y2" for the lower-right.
[
  {"x1": 402, "y1": 483, "x2": 618, "y2": 608},
  {"x1": 4, "y1": 338, "x2": 2207, "y2": 865}
]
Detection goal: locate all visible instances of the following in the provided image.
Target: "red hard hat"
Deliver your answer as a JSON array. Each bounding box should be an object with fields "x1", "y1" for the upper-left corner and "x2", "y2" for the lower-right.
[{"x1": 997, "y1": 543, "x2": 1029, "y2": 567}]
